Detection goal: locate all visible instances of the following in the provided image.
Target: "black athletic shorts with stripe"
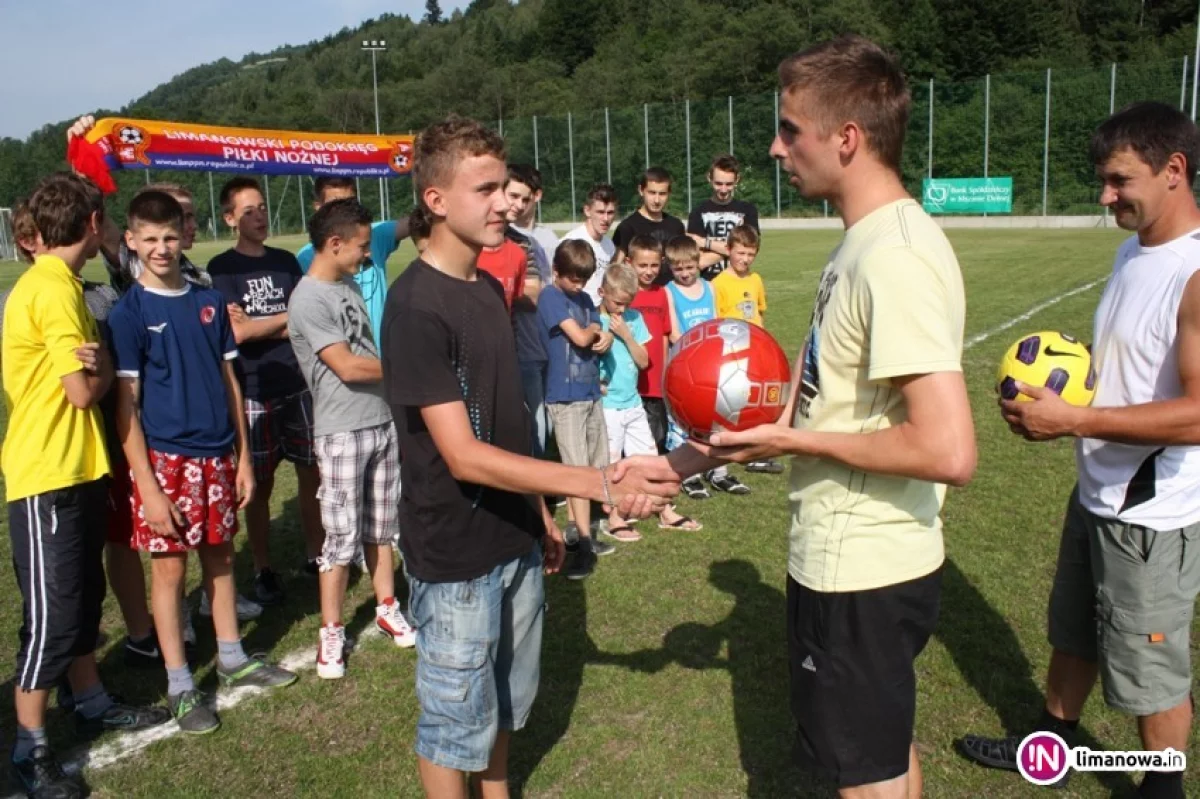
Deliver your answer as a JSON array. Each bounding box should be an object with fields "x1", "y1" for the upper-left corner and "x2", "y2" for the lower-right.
[
  {"x1": 787, "y1": 567, "x2": 942, "y2": 788},
  {"x1": 9, "y1": 479, "x2": 108, "y2": 691}
]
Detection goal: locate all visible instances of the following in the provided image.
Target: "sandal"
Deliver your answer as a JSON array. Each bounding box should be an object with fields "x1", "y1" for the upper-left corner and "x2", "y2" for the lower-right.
[
  {"x1": 659, "y1": 516, "x2": 702, "y2": 531},
  {"x1": 600, "y1": 525, "x2": 642, "y2": 543}
]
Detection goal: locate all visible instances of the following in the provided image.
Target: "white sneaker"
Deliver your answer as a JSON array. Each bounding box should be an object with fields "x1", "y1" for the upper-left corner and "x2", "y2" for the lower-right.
[
  {"x1": 199, "y1": 591, "x2": 264, "y2": 621},
  {"x1": 316, "y1": 624, "x2": 346, "y2": 680},
  {"x1": 375, "y1": 600, "x2": 416, "y2": 648}
]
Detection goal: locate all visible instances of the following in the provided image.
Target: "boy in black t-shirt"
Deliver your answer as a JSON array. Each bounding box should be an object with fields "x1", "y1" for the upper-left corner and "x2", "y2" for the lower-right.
[
  {"x1": 612, "y1": 167, "x2": 685, "y2": 282},
  {"x1": 688, "y1": 154, "x2": 761, "y2": 280},
  {"x1": 208, "y1": 178, "x2": 323, "y2": 607},
  {"x1": 382, "y1": 116, "x2": 681, "y2": 796}
]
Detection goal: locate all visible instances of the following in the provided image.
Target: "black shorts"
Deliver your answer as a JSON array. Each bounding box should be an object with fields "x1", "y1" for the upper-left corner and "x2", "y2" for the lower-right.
[
  {"x1": 642, "y1": 397, "x2": 668, "y2": 454},
  {"x1": 787, "y1": 567, "x2": 942, "y2": 788},
  {"x1": 9, "y1": 480, "x2": 108, "y2": 691}
]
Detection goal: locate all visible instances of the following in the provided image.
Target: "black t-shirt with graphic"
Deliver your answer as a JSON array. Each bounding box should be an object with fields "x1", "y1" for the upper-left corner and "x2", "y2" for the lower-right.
[
  {"x1": 207, "y1": 246, "x2": 307, "y2": 401},
  {"x1": 612, "y1": 211, "x2": 686, "y2": 284},
  {"x1": 382, "y1": 259, "x2": 545, "y2": 583},
  {"x1": 688, "y1": 198, "x2": 760, "y2": 280}
]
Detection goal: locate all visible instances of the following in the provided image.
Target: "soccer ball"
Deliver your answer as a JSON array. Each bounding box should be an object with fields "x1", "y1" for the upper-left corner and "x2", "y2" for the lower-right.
[
  {"x1": 996, "y1": 331, "x2": 1096, "y2": 407},
  {"x1": 664, "y1": 319, "x2": 791, "y2": 442},
  {"x1": 118, "y1": 126, "x2": 144, "y2": 145}
]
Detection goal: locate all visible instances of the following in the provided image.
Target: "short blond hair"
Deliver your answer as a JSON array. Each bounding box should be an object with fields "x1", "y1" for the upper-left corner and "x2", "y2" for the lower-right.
[
  {"x1": 602, "y1": 263, "x2": 639, "y2": 298},
  {"x1": 626, "y1": 235, "x2": 661, "y2": 260},
  {"x1": 664, "y1": 235, "x2": 700, "y2": 264}
]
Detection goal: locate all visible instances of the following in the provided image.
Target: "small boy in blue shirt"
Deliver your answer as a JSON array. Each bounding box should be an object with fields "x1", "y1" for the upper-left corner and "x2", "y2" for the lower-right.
[
  {"x1": 537, "y1": 239, "x2": 615, "y2": 580},
  {"x1": 109, "y1": 191, "x2": 298, "y2": 736},
  {"x1": 664, "y1": 235, "x2": 751, "y2": 499},
  {"x1": 599, "y1": 264, "x2": 702, "y2": 537}
]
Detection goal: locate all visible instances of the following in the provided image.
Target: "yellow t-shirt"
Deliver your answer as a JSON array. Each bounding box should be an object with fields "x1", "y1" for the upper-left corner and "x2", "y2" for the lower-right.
[
  {"x1": 712, "y1": 269, "x2": 767, "y2": 327},
  {"x1": 789, "y1": 199, "x2": 964, "y2": 592},
  {"x1": 2, "y1": 255, "x2": 110, "y2": 501}
]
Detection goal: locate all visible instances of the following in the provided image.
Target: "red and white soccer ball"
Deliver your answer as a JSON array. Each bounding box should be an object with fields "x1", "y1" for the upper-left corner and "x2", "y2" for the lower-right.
[{"x1": 664, "y1": 319, "x2": 791, "y2": 442}]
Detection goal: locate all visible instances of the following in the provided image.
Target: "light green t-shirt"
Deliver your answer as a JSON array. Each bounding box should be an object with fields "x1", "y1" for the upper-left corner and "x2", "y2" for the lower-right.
[{"x1": 789, "y1": 199, "x2": 965, "y2": 592}]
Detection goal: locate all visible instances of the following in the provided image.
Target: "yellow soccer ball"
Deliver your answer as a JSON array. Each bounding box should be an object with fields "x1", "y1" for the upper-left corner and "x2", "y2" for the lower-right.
[{"x1": 996, "y1": 331, "x2": 1096, "y2": 407}]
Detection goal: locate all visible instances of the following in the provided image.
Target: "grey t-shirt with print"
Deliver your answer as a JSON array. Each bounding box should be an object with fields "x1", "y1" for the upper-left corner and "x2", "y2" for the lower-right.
[{"x1": 287, "y1": 275, "x2": 393, "y2": 438}]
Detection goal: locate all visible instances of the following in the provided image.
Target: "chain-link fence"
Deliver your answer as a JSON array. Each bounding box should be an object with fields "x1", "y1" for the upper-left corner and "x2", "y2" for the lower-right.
[{"x1": 103, "y1": 56, "x2": 1190, "y2": 239}]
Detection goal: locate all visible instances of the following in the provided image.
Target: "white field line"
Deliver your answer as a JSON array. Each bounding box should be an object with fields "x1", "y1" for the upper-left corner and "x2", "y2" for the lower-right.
[
  {"x1": 963, "y1": 277, "x2": 1105, "y2": 350},
  {"x1": 18, "y1": 277, "x2": 1106, "y2": 791},
  {"x1": 25, "y1": 618, "x2": 380, "y2": 788}
]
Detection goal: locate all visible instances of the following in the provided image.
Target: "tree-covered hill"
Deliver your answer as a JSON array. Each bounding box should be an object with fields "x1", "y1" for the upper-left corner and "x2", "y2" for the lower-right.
[{"x1": 2, "y1": 0, "x2": 1196, "y2": 226}]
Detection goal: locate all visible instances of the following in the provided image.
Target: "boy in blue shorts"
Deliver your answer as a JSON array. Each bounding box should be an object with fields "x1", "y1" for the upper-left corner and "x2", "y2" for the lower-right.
[
  {"x1": 382, "y1": 116, "x2": 679, "y2": 797},
  {"x1": 109, "y1": 191, "x2": 298, "y2": 735},
  {"x1": 664, "y1": 235, "x2": 751, "y2": 498}
]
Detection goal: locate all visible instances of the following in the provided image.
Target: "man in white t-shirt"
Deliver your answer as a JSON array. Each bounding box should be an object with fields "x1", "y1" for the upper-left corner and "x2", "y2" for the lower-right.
[
  {"x1": 960, "y1": 101, "x2": 1200, "y2": 799},
  {"x1": 562, "y1": 184, "x2": 618, "y2": 305}
]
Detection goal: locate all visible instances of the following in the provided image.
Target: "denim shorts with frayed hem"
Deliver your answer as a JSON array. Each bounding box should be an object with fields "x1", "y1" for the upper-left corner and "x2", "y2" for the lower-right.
[{"x1": 409, "y1": 544, "x2": 544, "y2": 773}]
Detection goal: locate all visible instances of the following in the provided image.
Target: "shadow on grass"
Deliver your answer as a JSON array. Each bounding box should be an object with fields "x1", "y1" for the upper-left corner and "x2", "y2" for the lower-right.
[
  {"x1": 224, "y1": 491, "x2": 332, "y2": 667},
  {"x1": 938, "y1": 557, "x2": 1136, "y2": 796},
  {"x1": 510, "y1": 559, "x2": 827, "y2": 798},
  {"x1": 508, "y1": 572, "x2": 588, "y2": 798},
  {"x1": 674, "y1": 559, "x2": 825, "y2": 798}
]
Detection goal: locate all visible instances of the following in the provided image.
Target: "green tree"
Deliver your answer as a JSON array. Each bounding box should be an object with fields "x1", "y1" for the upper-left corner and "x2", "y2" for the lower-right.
[
  {"x1": 424, "y1": 0, "x2": 443, "y2": 25},
  {"x1": 0, "y1": 0, "x2": 1195, "y2": 218}
]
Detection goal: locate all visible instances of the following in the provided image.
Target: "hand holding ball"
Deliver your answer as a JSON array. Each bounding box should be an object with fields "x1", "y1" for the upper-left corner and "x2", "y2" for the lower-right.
[
  {"x1": 996, "y1": 331, "x2": 1096, "y2": 407},
  {"x1": 664, "y1": 319, "x2": 792, "y2": 442}
]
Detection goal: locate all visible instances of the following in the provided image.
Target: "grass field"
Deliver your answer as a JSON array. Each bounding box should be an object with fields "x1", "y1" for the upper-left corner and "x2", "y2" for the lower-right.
[{"x1": 0, "y1": 226, "x2": 1194, "y2": 798}]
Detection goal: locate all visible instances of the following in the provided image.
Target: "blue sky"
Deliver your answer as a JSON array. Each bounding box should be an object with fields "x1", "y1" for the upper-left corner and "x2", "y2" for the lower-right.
[{"x1": 0, "y1": 0, "x2": 468, "y2": 141}]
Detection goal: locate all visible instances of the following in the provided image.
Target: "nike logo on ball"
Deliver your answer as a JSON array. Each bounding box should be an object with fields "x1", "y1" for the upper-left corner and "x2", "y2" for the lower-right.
[{"x1": 1044, "y1": 347, "x2": 1079, "y2": 358}]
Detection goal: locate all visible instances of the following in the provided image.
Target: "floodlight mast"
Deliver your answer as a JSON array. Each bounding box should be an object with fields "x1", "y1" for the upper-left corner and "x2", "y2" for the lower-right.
[{"x1": 362, "y1": 39, "x2": 389, "y2": 218}]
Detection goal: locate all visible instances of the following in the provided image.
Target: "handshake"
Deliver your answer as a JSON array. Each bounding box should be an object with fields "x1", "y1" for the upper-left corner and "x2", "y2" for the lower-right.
[{"x1": 601, "y1": 455, "x2": 687, "y2": 519}]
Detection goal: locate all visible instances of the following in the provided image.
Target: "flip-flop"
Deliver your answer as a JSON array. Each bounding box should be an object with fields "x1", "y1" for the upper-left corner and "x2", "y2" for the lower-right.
[
  {"x1": 601, "y1": 525, "x2": 642, "y2": 542},
  {"x1": 659, "y1": 516, "x2": 702, "y2": 531}
]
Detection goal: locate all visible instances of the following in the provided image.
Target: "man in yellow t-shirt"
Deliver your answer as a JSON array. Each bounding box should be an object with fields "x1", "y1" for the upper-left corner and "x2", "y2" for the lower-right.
[
  {"x1": 2, "y1": 174, "x2": 169, "y2": 797},
  {"x1": 711, "y1": 224, "x2": 767, "y2": 327},
  {"x1": 662, "y1": 37, "x2": 976, "y2": 798}
]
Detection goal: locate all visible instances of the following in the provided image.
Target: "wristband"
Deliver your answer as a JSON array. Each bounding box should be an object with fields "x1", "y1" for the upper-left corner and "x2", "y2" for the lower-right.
[{"x1": 599, "y1": 466, "x2": 614, "y2": 507}]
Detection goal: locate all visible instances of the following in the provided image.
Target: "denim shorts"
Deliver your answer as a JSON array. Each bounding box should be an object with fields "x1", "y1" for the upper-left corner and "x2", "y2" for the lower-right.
[{"x1": 408, "y1": 544, "x2": 545, "y2": 772}]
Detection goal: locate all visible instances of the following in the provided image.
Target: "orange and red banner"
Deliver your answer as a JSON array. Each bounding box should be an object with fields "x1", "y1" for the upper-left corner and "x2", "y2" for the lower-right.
[{"x1": 77, "y1": 118, "x2": 414, "y2": 187}]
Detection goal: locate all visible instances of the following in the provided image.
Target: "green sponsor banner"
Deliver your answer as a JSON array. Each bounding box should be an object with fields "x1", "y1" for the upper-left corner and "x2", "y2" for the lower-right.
[{"x1": 921, "y1": 177, "x2": 1013, "y2": 214}]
